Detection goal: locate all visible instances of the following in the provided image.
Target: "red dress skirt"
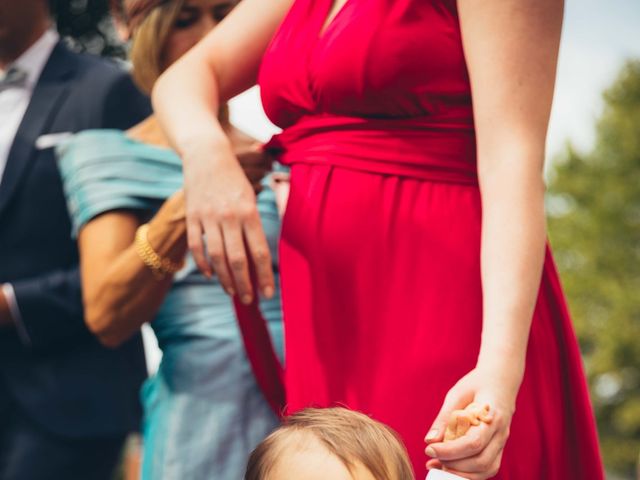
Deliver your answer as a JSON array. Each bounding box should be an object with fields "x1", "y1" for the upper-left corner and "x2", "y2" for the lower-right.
[{"x1": 258, "y1": 0, "x2": 604, "y2": 477}]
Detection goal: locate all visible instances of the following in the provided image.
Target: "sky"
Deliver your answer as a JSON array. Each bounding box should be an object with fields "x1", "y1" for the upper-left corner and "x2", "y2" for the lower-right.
[
  {"x1": 547, "y1": 0, "x2": 640, "y2": 158},
  {"x1": 229, "y1": 0, "x2": 640, "y2": 160}
]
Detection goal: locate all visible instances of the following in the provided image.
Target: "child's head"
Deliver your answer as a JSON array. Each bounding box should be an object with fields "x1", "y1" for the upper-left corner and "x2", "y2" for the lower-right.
[{"x1": 245, "y1": 407, "x2": 415, "y2": 480}]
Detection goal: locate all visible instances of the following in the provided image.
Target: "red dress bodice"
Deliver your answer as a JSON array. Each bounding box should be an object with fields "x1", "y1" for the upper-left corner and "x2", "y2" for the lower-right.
[{"x1": 260, "y1": 0, "x2": 478, "y2": 184}]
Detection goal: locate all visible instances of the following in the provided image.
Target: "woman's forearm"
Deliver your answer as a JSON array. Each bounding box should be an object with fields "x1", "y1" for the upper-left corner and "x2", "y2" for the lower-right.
[
  {"x1": 81, "y1": 196, "x2": 188, "y2": 347},
  {"x1": 152, "y1": 0, "x2": 292, "y2": 157},
  {"x1": 457, "y1": 0, "x2": 562, "y2": 395},
  {"x1": 150, "y1": 0, "x2": 291, "y2": 291},
  {"x1": 86, "y1": 247, "x2": 175, "y2": 347},
  {"x1": 151, "y1": 46, "x2": 270, "y2": 290},
  {"x1": 152, "y1": 54, "x2": 229, "y2": 159},
  {"x1": 85, "y1": 227, "x2": 187, "y2": 347},
  {"x1": 476, "y1": 147, "x2": 547, "y2": 391}
]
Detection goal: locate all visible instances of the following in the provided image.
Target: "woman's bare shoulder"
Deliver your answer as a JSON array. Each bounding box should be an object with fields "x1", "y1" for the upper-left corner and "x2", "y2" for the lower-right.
[{"x1": 127, "y1": 115, "x2": 172, "y2": 149}]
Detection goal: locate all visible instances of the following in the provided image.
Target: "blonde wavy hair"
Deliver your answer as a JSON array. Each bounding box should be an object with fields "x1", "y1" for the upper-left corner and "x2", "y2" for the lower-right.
[
  {"x1": 129, "y1": 0, "x2": 184, "y2": 95},
  {"x1": 127, "y1": 0, "x2": 229, "y2": 122}
]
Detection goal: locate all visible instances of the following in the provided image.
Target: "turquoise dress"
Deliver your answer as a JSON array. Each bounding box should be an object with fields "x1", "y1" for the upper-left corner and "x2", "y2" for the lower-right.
[{"x1": 56, "y1": 130, "x2": 283, "y2": 480}]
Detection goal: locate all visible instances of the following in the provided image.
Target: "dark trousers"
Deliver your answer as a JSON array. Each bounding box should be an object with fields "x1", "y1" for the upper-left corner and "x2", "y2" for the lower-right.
[{"x1": 0, "y1": 384, "x2": 126, "y2": 480}]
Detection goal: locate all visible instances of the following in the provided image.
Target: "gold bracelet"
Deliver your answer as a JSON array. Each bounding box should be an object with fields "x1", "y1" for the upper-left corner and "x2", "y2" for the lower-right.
[{"x1": 135, "y1": 224, "x2": 185, "y2": 280}]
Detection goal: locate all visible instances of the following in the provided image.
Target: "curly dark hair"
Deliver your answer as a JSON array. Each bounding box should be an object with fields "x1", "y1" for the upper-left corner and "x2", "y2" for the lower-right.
[{"x1": 49, "y1": 0, "x2": 126, "y2": 58}]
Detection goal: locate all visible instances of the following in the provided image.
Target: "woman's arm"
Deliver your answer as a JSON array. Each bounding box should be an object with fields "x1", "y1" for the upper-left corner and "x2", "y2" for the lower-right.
[
  {"x1": 468, "y1": 0, "x2": 562, "y2": 375},
  {"x1": 152, "y1": 0, "x2": 293, "y2": 304},
  {"x1": 425, "y1": 1, "x2": 563, "y2": 477},
  {"x1": 79, "y1": 192, "x2": 187, "y2": 347}
]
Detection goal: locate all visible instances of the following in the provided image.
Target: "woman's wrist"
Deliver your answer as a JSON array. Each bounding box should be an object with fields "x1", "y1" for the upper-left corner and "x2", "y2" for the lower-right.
[
  {"x1": 147, "y1": 220, "x2": 188, "y2": 263},
  {"x1": 144, "y1": 191, "x2": 189, "y2": 265},
  {"x1": 178, "y1": 127, "x2": 232, "y2": 165},
  {"x1": 135, "y1": 224, "x2": 185, "y2": 279},
  {"x1": 475, "y1": 345, "x2": 526, "y2": 400},
  {"x1": 476, "y1": 311, "x2": 532, "y2": 395}
]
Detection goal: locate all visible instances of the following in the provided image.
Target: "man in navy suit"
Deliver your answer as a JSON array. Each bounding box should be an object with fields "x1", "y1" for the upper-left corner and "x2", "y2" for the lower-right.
[{"x1": 0, "y1": 1, "x2": 151, "y2": 478}]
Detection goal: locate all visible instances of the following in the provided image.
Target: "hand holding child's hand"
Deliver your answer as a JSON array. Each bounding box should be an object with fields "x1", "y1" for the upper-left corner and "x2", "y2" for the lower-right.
[{"x1": 424, "y1": 367, "x2": 518, "y2": 479}]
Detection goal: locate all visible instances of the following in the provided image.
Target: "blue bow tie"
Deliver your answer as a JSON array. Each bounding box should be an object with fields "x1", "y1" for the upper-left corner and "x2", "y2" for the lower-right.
[{"x1": 0, "y1": 66, "x2": 28, "y2": 91}]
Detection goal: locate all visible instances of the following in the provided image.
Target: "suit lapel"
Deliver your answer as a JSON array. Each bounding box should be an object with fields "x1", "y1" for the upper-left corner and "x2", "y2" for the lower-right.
[{"x1": 0, "y1": 43, "x2": 75, "y2": 217}]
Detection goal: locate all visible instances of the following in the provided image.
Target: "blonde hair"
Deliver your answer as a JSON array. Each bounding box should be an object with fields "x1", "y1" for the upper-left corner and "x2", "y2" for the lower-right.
[
  {"x1": 128, "y1": 0, "x2": 229, "y2": 122},
  {"x1": 129, "y1": 0, "x2": 183, "y2": 95},
  {"x1": 245, "y1": 408, "x2": 415, "y2": 480}
]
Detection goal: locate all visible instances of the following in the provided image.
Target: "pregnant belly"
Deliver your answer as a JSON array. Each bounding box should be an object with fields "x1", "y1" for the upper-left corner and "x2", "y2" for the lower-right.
[{"x1": 282, "y1": 162, "x2": 482, "y2": 266}]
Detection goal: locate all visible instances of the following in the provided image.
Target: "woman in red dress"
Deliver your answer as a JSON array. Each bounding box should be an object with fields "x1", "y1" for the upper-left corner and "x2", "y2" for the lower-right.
[{"x1": 152, "y1": 0, "x2": 605, "y2": 478}]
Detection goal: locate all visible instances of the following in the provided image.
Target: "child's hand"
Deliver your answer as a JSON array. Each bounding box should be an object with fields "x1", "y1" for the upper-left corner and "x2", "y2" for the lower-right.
[{"x1": 444, "y1": 403, "x2": 492, "y2": 441}]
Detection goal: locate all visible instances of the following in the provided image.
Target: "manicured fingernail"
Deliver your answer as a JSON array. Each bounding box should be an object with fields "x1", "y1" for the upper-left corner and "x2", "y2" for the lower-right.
[
  {"x1": 425, "y1": 429, "x2": 438, "y2": 441},
  {"x1": 425, "y1": 446, "x2": 436, "y2": 457},
  {"x1": 263, "y1": 286, "x2": 274, "y2": 299},
  {"x1": 241, "y1": 294, "x2": 252, "y2": 305}
]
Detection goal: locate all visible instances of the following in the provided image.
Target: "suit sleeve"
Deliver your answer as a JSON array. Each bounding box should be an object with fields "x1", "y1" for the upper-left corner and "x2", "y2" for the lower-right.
[
  {"x1": 8, "y1": 68, "x2": 149, "y2": 351},
  {"x1": 11, "y1": 267, "x2": 85, "y2": 350}
]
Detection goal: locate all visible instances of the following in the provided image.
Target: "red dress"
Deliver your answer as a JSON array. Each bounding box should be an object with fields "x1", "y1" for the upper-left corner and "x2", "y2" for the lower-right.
[{"x1": 259, "y1": 0, "x2": 604, "y2": 478}]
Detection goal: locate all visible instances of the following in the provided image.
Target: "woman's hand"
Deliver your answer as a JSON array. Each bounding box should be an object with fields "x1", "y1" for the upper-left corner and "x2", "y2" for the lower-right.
[
  {"x1": 146, "y1": 189, "x2": 188, "y2": 262},
  {"x1": 236, "y1": 144, "x2": 272, "y2": 194},
  {"x1": 182, "y1": 138, "x2": 274, "y2": 304},
  {"x1": 429, "y1": 0, "x2": 563, "y2": 475},
  {"x1": 270, "y1": 171, "x2": 290, "y2": 218},
  {"x1": 228, "y1": 126, "x2": 273, "y2": 194},
  {"x1": 424, "y1": 365, "x2": 522, "y2": 479},
  {"x1": 148, "y1": 0, "x2": 292, "y2": 304}
]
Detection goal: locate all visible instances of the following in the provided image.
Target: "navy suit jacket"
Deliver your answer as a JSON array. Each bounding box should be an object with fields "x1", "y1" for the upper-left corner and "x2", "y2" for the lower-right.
[{"x1": 0, "y1": 42, "x2": 151, "y2": 437}]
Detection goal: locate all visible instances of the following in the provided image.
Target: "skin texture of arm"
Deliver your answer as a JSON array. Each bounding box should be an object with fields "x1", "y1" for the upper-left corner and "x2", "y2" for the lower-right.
[
  {"x1": 152, "y1": 0, "x2": 293, "y2": 304},
  {"x1": 78, "y1": 191, "x2": 187, "y2": 348},
  {"x1": 425, "y1": 1, "x2": 563, "y2": 478}
]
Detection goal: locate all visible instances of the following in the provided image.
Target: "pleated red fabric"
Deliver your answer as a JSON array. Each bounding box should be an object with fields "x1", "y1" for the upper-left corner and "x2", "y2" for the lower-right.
[
  {"x1": 259, "y1": 0, "x2": 604, "y2": 477},
  {"x1": 233, "y1": 292, "x2": 286, "y2": 416}
]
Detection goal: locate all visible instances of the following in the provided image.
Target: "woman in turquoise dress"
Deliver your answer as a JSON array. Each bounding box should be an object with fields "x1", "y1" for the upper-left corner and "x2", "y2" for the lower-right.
[{"x1": 55, "y1": 0, "x2": 284, "y2": 478}]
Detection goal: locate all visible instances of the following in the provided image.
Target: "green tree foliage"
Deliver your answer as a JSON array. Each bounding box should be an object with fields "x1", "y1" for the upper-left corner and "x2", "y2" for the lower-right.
[{"x1": 547, "y1": 60, "x2": 640, "y2": 477}]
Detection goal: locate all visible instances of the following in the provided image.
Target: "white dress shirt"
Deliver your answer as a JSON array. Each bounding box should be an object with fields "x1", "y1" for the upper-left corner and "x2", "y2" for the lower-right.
[
  {"x1": 0, "y1": 29, "x2": 59, "y2": 344},
  {"x1": 0, "y1": 29, "x2": 59, "y2": 183}
]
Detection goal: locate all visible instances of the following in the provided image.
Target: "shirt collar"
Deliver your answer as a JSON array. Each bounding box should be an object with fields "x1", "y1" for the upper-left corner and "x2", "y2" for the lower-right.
[{"x1": 7, "y1": 29, "x2": 60, "y2": 91}]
